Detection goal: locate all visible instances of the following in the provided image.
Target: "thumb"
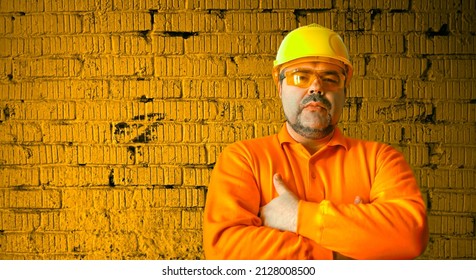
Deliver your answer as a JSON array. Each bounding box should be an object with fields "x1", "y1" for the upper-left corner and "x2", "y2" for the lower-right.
[{"x1": 273, "y1": 173, "x2": 289, "y2": 196}]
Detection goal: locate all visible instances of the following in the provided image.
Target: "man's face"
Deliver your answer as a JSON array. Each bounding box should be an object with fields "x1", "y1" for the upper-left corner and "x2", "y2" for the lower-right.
[{"x1": 278, "y1": 61, "x2": 346, "y2": 140}]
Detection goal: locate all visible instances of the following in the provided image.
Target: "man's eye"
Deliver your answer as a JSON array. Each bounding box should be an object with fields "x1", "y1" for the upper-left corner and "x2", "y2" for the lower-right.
[
  {"x1": 321, "y1": 74, "x2": 340, "y2": 84},
  {"x1": 293, "y1": 73, "x2": 310, "y2": 84}
]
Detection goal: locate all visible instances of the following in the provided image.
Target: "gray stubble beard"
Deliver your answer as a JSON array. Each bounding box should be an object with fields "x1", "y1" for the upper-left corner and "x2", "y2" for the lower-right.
[{"x1": 286, "y1": 111, "x2": 335, "y2": 140}]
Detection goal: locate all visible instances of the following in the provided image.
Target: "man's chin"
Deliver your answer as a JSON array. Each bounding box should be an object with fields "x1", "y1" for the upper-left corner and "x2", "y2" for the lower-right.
[{"x1": 290, "y1": 122, "x2": 334, "y2": 140}]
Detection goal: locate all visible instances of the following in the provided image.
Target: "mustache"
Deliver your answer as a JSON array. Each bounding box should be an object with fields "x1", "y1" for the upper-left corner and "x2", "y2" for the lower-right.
[{"x1": 301, "y1": 94, "x2": 332, "y2": 110}]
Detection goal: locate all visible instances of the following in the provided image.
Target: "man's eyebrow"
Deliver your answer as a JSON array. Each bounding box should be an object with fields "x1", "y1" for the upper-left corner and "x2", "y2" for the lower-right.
[{"x1": 289, "y1": 68, "x2": 344, "y2": 75}]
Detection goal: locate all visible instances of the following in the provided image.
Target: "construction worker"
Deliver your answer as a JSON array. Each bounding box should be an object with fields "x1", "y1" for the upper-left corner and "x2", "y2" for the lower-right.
[{"x1": 203, "y1": 24, "x2": 429, "y2": 259}]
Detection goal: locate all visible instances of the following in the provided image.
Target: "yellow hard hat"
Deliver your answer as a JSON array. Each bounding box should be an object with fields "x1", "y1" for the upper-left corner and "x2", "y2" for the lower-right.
[{"x1": 273, "y1": 24, "x2": 353, "y2": 87}]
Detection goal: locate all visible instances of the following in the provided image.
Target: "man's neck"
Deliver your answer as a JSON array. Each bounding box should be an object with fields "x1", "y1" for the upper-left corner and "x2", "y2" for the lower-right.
[{"x1": 285, "y1": 122, "x2": 335, "y2": 155}]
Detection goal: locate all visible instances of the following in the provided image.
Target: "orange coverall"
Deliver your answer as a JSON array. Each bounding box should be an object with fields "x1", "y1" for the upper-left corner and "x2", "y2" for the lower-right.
[{"x1": 203, "y1": 125, "x2": 429, "y2": 259}]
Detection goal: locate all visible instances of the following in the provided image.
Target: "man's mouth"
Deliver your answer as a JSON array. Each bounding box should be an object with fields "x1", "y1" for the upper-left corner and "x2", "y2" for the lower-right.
[{"x1": 303, "y1": 101, "x2": 328, "y2": 111}]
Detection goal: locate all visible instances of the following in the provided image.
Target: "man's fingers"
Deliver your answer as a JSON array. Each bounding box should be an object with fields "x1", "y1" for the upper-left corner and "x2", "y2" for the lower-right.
[
  {"x1": 273, "y1": 173, "x2": 288, "y2": 196},
  {"x1": 354, "y1": 196, "x2": 362, "y2": 204}
]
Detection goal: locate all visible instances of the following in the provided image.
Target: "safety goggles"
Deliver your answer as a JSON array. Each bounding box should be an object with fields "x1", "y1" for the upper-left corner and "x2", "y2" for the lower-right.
[{"x1": 279, "y1": 68, "x2": 346, "y2": 91}]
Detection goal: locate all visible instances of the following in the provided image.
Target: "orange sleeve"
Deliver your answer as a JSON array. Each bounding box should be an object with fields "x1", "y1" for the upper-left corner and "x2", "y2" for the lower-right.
[
  {"x1": 297, "y1": 145, "x2": 429, "y2": 259},
  {"x1": 203, "y1": 143, "x2": 329, "y2": 259}
]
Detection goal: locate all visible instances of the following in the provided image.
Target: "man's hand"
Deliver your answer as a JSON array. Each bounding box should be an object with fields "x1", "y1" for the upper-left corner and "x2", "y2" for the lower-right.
[{"x1": 260, "y1": 173, "x2": 299, "y2": 233}]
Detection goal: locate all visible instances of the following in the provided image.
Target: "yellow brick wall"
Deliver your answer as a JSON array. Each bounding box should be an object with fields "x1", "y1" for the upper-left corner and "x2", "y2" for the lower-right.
[{"x1": 0, "y1": 0, "x2": 474, "y2": 259}]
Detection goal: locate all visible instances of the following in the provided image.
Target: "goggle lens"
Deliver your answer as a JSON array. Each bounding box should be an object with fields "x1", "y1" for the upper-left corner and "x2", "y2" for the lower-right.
[{"x1": 282, "y1": 69, "x2": 345, "y2": 91}]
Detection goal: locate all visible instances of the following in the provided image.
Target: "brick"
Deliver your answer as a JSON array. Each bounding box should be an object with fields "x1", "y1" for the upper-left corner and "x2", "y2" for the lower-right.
[
  {"x1": 256, "y1": 78, "x2": 279, "y2": 99},
  {"x1": 402, "y1": 124, "x2": 475, "y2": 145},
  {"x1": 334, "y1": 0, "x2": 410, "y2": 10},
  {"x1": 335, "y1": 10, "x2": 372, "y2": 31},
  {"x1": 112, "y1": 121, "x2": 183, "y2": 144},
  {"x1": 9, "y1": 34, "x2": 180, "y2": 57},
  {"x1": 182, "y1": 78, "x2": 261, "y2": 99},
  {"x1": 0, "y1": 100, "x2": 76, "y2": 120},
  {"x1": 76, "y1": 145, "x2": 131, "y2": 165},
  {"x1": 155, "y1": 11, "x2": 226, "y2": 32},
  {"x1": 0, "y1": 167, "x2": 40, "y2": 187},
  {"x1": 429, "y1": 190, "x2": 476, "y2": 213},
  {"x1": 0, "y1": 144, "x2": 76, "y2": 165},
  {"x1": 431, "y1": 59, "x2": 476, "y2": 79},
  {"x1": 62, "y1": 188, "x2": 133, "y2": 210},
  {"x1": 371, "y1": 11, "x2": 416, "y2": 33},
  {"x1": 428, "y1": 144, "x2": 475, "y2": 168},
  {"x1": 181, "y1": 209, "x2": 203, "y2": 229},
  {"x1": 347, "y1": 78, "x2": 403, "y2": 99},
  {"x1": 205, "y1": 143, "x2": 228, "y2": 165},
  {"x1": 412, "y1": 0, "x2": 463, "y2": 11},
  {"x1": 261, "y1": 0, "x2": 333, "y2": 9},
  {"x1": 415, "y1": 168, "x2": 475, "y2": 189},
  {"x1": 226, "y1": 55, "x2": 274, "y2": 77},
  {"x1": 344, "y1": 34, "x2": 405, "y2": 54},
  {"x1": 12, "y1": 13, "x2": 82, "y2": 35},
  {"x1": 428, "y1": 214, "x2": 474, "y2": 236},
  {"x1": 0, "y1": 233, "x2": 32, "y2": 253},
  {"x1": 152, "y1": 34, "x2": 184, "y2": 55},
  {"x1": 68, "y1": 231, "x2": 138, "y2": 255},
  {"x1": 339, "y1": 123, "x2": 403, "y2": 144},
  {"x1": 406, "y1": 80, "x2": 476, "y2": 100},
  {"x1": 154, "y1": 56, "x2": 226, "y2": 77},
  {"x1": 0, "y1": 0, "x2": 99, "y2": 12},
  {"x1": 0, "y1": 58, "x2": 12, "y2": 79},
  {"x1": 412, "y1": 11, "x2": 476, "y2": 33},
  {"x1": 293, "y1": 10, "x2": 335, "y2": 29},
  {"x1": 0, "y1": 211, "x2": 40, "y2": 231},
  {"x1": 0, "y1": 37, "x2": 12, "y2": 57},
  {"x1": 182, "y1": 123, "x2": 255, "y2": 144},
  {"x1": 110, "y1": 79, "x2": 182, "y2": 100},
  {"x1": 138, "y1": 230, "x2": 204, "y2": 259},
  {"x1": 0, "y1": 122, "x2": 43, "y2": 143},
  {"x1": 0, "y1": 189, "x2": 61, "y2": 209},
  {"x1": 254, "y1": 122, "x2": 283, "y2": 138},
  {"x1": 82, "y1": 56, "x2": 153, "y2": 77},
  {"x1": 110, "y1": 165, "x2": 183, "y2": 186},
  {"x1": 82, "y1": 12, "x2": 151, "y2": 34},
  {"x1": 107, "y1": 209, "x2": 162, "y2": 232},
  {"x1": 137, "y1": 144, "x2": 207, "y2": 165},
  {"x1": 112, "y1": 0, "x2": 185, "y2": 11},
  {"x1": 407, "y1": 34, "x2": 476, "y2": 55},
  {"x1": 435, "y1": 101, "x2": 475, "y2": 123},
  {"x1": 62, "y1": 187, "x2": 205, "y2": 210},
  {"x1": 190, "y1": 0, "x2": 260, "y2": 9},
  {"x1": 182, "y1": 167, "x2": 212, "y2": 187},
  {"x1": 42, "y1": 122, "x2": 111, "y2": 144},
  {"x1": 348, "y1": 57, "x2": 366, "y2": 78},
  {"x1": 224, "y1": 11, "x2": 296, "y2": 33},
  {"x1": 184, "y1": 33, "x2": 281, "y2": 55},
  {"x1": 0, "y1": 80, "x2": 109, "y2": 100},
  {"x1": 366, "y1": 56, "x2": 426, "y2": 78},
  {"x1": 357, "y1": 100, "x2": 434, "y2": 123},
  {"x1": 0, "y1": 15, "x2": 13, "y2": 35},
  {"x1": 40, "y1": 166, "x2": 111, "y2": 187},
  {"x1": 12, "y1": 58, "x2": 82, "y2": 78},
  {"x1": 423, "y1": 237, "x2": 476, "y2": 259},
  {"x1": 209, "y1": 100, "x2": 283, "y2": 122},
  {"x1": 40, "y1": 210, "x2": 111, "y2": 232},
  {"x1": 396, "y1": 144, "x2": 430, "y2": 167}
]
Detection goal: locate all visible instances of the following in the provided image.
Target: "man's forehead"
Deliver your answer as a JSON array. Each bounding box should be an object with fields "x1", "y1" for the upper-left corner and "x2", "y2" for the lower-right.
[{"x1": 286, "y1": 61, "x2": 345, "y2": 72}]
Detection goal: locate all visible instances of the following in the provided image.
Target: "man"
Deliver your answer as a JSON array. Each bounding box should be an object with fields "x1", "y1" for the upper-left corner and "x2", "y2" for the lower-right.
[{"x1": 203, "y1": 24, "x2": 429, "y2": 259}]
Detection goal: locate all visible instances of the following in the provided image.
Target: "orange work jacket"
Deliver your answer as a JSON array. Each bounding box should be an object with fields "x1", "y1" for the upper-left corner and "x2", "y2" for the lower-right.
[{"x1": 203, "y1": 125, "x2": 429, "y2": 259}]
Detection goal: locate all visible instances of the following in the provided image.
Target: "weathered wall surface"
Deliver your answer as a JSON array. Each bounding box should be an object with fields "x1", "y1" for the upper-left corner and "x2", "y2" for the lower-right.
[{"x1": 0, "y1": 0, "x2": 474, "y2": 259}]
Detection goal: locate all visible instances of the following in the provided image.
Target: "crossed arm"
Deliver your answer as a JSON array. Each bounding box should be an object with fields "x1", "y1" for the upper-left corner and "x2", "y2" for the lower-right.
[{"x1": 203, "y1": 144, "x2": 429, "y2": 260}]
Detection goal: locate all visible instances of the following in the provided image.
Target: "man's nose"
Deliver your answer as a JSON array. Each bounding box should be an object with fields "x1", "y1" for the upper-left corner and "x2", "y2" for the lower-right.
[{"x1": 308, "y1": 76, "x2": 324, "y2": 95}]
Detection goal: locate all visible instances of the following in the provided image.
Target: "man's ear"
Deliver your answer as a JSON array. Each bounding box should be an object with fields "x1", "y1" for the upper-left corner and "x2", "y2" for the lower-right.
[{"x1": 278, "y1": 83, "x2": 282, "y2": 98}]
